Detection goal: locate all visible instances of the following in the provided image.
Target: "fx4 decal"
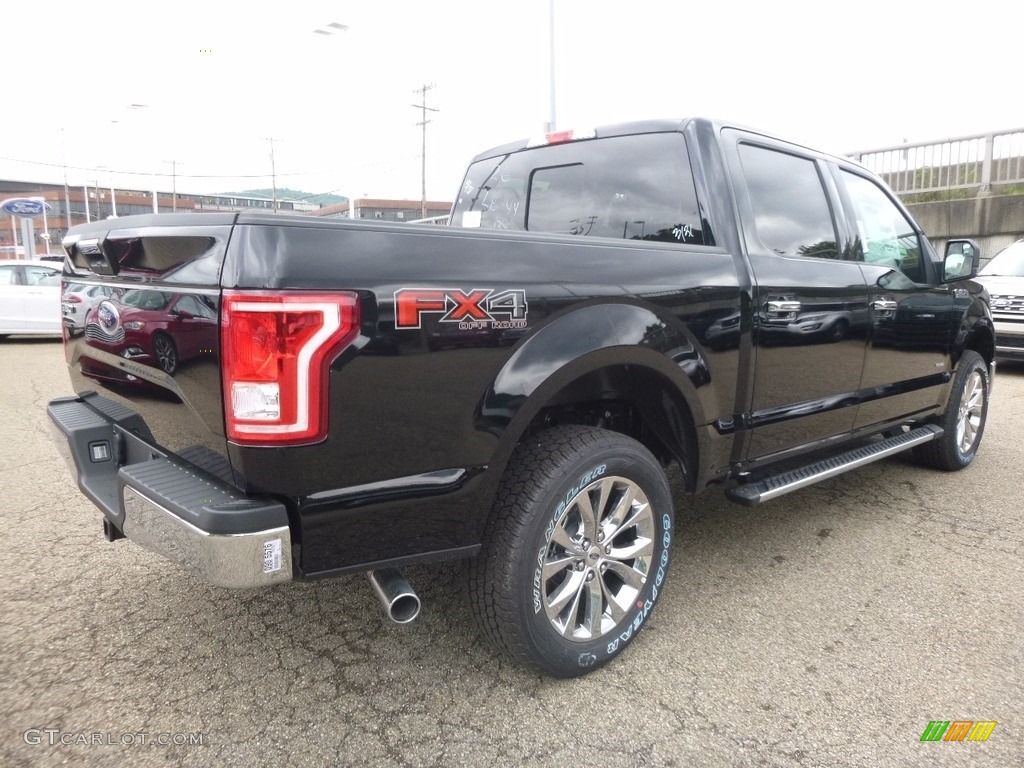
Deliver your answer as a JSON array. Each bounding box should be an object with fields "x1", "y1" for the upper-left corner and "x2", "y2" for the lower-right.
[{"x1": 394, "y1": 288, "x2": 528, "y2": 330}]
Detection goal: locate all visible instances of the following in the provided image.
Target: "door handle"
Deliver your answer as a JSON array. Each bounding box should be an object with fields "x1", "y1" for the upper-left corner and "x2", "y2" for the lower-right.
[
  {"x1": 871, "y1": 299, "x2": 897, "y2": 312},
  {"x1": 766, "y1": 300, "x2": 801, "y2": 318}
]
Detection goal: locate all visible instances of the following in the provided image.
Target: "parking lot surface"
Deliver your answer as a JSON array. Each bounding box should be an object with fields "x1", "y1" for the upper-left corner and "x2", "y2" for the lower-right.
[{"x1": 2, "y1": 338, "x2": 1021, "y2": 767}]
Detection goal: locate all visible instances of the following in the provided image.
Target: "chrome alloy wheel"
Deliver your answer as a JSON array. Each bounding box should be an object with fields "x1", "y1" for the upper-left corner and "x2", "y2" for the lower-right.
[
  {"x1": 956, "y1": 370, "x2": 985, "y2": 454},
  {"x1": 541, "y1": 475, "x2": 656, "y2": 642}
]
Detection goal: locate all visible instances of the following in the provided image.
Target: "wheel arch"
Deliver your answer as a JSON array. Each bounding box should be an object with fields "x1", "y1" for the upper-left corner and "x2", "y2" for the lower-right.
[
  {"x1": 948, "y1": 292, "x2": 995, "y2": 365},
  {"x1": 477, "y1": 302, "x2": 714, "y2": 493},
  {"x1": 962, "y1": 319, "x2": 995, "y2": 369}
]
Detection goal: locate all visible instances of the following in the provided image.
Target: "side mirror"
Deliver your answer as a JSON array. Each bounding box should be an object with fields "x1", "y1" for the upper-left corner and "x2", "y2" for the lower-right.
[{"x1": 943, "y1": 239, "x2": 980, "y2": 282}]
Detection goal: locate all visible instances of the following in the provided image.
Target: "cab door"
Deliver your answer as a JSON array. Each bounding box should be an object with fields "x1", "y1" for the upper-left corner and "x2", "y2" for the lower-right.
[
  {"x1": 833, "y1": 168, "x2": 959, "y2": 428},
  {"x1": 0, "y1": 263, "x2": 27, "y2": 331},
  {"x1": 21, "y1": 264, "x2": 61, "y2": 332},
  {"x1": 724, "y1": 133, "x2": 871, "y2": 460}
]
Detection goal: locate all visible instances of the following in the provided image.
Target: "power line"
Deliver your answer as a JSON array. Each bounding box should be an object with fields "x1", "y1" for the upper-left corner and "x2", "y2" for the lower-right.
[
  {"x1": 0, "y1": 153, "x2": 420, "y2": 182},
  {"x1": 0, "y1": 155, "x2": 308, "y2": 180}
]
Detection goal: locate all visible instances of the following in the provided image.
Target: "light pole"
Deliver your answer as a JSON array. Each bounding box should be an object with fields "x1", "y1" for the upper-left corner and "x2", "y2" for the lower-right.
[
  {"x1": 97, "y1": 166, "x2": 117, "y2": 218},
  {"x1": 118, "y1": 104, "x2": 159, "y2": 213},
  {"x1": 34, "y1": 197, "x2": 51, "y2": 255},
  {"x1": 262, "y1": 137, "x2": 279, "y2": 212},
  {"x1": 313, "y1": 22, "x2": 351, "y2": 212},
  {"x1": 546, "y1": 0, "x2": 557, "y2": 133}
]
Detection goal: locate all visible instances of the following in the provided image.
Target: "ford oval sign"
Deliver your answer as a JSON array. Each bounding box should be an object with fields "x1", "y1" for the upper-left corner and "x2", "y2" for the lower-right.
[{"x1": 1, "y1": 197, "x2": 50, "y2": 218}]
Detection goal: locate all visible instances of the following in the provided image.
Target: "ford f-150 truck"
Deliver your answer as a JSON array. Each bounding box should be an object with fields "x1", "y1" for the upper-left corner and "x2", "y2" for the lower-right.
[{"x1": 48, "y1": 118, "x2": 994, "y2": 677}]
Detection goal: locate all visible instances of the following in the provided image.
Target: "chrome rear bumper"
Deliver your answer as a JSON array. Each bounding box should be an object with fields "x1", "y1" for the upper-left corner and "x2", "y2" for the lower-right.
[{"x1": 48, "y1": 392, "x2": 292, "y2": 589}]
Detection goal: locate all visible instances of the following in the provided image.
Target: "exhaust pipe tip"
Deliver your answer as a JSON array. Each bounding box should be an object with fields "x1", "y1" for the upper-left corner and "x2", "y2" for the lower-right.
[{"x1": 368, "y1": 568, "x2": 421, "y2": 624}]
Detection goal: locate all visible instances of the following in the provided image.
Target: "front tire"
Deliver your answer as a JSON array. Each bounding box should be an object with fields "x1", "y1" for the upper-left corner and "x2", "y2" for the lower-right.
[
  {"x1": 913, "y1": 350, "x2": 989, "y2": 470},
  {"x1": 468, "y1": 426, "x2": 674, "y2": 677},
  {"x1": 153, "y1": 333, "x2": 178, "y2": 375}
]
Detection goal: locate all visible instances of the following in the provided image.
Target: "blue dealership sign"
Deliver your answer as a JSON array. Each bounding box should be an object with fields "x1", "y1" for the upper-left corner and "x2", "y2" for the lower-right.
[{"x1": 1, "y1": 197, "x2": 50, "y2": 217}]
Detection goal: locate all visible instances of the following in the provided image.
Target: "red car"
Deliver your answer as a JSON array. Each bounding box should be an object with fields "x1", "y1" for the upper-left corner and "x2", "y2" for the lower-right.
[{"x1": 82, "y1": 290, "x2": 217, "y2": 381}]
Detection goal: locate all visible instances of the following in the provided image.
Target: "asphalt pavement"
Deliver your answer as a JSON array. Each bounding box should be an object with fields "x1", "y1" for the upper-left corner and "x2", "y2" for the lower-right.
[{"x1": 1, "y1": 337, "x2": 1021, "y2": 768}]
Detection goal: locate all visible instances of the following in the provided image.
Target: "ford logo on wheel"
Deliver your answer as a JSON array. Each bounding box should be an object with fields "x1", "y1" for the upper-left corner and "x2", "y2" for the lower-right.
[{"x1": 97, "y1": 301, "x2": 120, "y2": 333}]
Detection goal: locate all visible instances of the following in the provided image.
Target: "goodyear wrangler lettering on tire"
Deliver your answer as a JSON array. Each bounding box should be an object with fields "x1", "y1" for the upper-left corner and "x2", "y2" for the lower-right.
[
  {"x1": 608, "y1": 509, "x2": 671, "y2": 656},
  {"x1": 652, "y1": 516, "x2": 671, "y2": 598},
  {"x1": 468, "y1": 426, "x2": 674, "y2": 678}
]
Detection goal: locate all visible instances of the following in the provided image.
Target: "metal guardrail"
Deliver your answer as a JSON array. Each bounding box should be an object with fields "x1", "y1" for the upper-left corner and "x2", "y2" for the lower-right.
[
  {"x1": 409, "y1": 214, "x2": 450, "y2": 225},
  {"x1": 849, "y1": 129, "x2": 1024, "y2": 195}
]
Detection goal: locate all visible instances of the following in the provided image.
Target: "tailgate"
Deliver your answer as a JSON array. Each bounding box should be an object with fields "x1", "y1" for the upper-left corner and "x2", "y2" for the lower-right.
[{"x1": 60, "y1": 213, "x2": 236, "y2": 483}]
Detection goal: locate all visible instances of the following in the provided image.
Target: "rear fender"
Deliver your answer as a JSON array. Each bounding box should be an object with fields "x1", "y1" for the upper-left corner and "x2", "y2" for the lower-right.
[{"x1": 477, "y1": 302, "x2": 712, "y2": 478}]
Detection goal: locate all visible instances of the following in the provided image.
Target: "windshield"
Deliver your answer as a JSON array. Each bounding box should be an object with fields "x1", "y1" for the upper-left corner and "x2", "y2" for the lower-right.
[{"x1": 980, "y1": 241, "x2": 1024, "y2": 276}]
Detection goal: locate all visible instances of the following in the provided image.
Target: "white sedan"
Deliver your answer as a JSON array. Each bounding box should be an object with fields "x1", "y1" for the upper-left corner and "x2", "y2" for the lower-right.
[{"x1": 0, "y1": 259, "x2": 63, "y2": 337}]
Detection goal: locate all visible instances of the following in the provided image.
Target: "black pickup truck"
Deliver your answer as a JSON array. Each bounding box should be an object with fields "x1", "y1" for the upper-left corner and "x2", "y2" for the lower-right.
[{"x1": 48, "y1": 118, "x2": 994, "y2": 677}]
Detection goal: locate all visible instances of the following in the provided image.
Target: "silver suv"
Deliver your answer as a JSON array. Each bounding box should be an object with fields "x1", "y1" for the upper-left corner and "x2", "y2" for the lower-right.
[{"x1": 977, "y1": 240, "x2": 1024, "y2": 362}]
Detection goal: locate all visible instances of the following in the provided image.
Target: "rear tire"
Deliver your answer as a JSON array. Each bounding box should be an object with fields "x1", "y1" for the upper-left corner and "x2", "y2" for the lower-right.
[
  {"x1": 913, "y1": 350, "x2": 989, "y2": 470},
  {"x1": 468, "y1": 426, "x2": 674, "y2": 677}
]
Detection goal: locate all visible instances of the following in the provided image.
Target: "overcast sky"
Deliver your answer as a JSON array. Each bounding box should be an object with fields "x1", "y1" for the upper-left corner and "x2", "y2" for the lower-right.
[{"x1": 0, "y1": 0, "x2": 1019, "y2": 204}]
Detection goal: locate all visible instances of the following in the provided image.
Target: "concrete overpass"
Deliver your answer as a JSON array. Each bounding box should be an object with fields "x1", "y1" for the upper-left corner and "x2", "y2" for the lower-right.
[{"x1": 849, "y1": 128, "x2": 1024, "y2": 260}]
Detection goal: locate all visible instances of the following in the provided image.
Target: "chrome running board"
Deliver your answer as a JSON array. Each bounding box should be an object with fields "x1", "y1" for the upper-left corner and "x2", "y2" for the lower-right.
[{"x1": 726, "y1": 425, "x2": 944, "y2": 506}]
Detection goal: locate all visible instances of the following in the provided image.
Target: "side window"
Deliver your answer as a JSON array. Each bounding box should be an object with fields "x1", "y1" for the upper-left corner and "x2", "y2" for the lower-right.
[
  {"x1": 0, "y1": 266, "x2": 18, "y2": 285},
  {"x1": 175, "y1": 295, "x2": 216, "y2": 320},
  {"x1": 453, "y1": 133, "x2": 707, "y2": 245},
  {"x1": 26, "y1": 267, "x2": 60, "y2": 286},
  {"x1": 841, "y1": 171, "x2": 925, "y2": 283},
  {"x1": 739, "y1": 144, "x2": 838, "y2": 259}
]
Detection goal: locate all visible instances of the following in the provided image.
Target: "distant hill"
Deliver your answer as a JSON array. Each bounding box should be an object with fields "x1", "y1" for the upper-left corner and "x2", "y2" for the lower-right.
[{"x1": 220, "y1": 188, "x2": 347, "y2": 206}]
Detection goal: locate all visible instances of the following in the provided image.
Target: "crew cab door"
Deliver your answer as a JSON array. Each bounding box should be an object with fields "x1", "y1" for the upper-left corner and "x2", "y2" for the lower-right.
[
  {"x1": 832, "y1": 168, "x2": 960, "y2": 428},
  {"x1": 724, "y1": 132, "x2": 871, "y2": 460}
]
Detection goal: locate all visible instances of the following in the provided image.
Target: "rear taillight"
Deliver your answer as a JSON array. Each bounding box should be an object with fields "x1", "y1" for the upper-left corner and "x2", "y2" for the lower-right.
[
  {"x1": 221, "y1": 291, "x2": 360, "y2": 446},
  {"x1": 64, "y1": 294, "x2": 82, "y2": 303}
]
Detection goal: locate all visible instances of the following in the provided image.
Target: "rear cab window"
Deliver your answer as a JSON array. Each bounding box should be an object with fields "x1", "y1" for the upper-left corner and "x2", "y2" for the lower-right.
[{"x1": 452, "y1": 132, "x2": 706, "y2": 245}]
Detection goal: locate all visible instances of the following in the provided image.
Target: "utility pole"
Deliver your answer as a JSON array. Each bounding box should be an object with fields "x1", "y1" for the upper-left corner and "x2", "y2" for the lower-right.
[
  {"x1": 411, "y1": 84, "x2": 438, "y2": 220},
  {"x1": 263, "y1": 137, "x2": 278, "y2": 212},
  {"x1": 163, "y1": 160, "x2": 182, "y2": 212}
]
